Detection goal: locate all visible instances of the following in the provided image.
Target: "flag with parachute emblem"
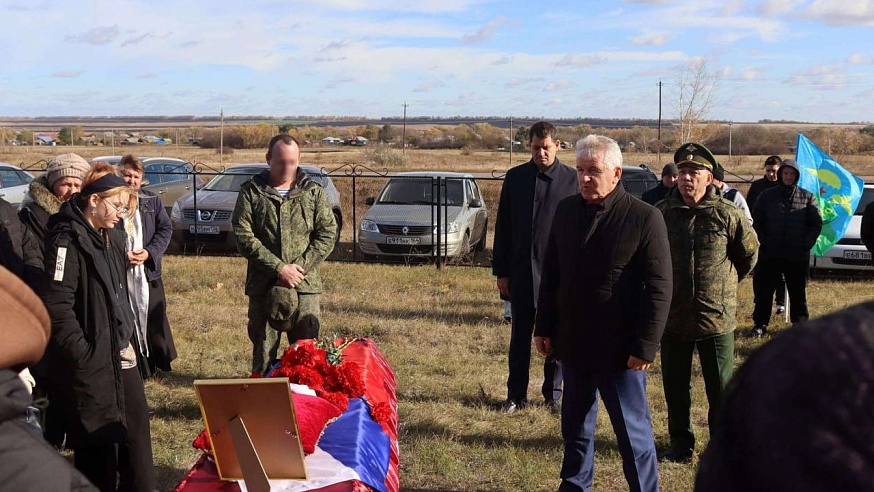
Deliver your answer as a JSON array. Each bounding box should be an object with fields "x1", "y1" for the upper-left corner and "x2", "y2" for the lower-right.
[{"x1": 795, "y1": 133, "x2": 864, "y2": 257}]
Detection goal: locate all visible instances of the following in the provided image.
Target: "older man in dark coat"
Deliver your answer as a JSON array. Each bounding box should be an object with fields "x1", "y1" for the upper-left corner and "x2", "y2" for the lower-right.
[{"x1": 535, "y1": 135, "x2": 672, "y2": 492}]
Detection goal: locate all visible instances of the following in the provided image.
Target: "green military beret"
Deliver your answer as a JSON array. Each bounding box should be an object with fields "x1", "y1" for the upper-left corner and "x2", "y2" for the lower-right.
[{"x1": 673, "y1": 142, "x2": 716, "y2": 172}]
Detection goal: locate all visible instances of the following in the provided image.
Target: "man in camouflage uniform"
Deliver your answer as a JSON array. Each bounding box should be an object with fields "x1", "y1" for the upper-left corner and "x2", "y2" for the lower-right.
[
  {"x1": 656, "y1": 142, "x2": 759, "y2": 463},
  {"x1": 233, "y1": 134, "x2": 337, "y2": 375}
]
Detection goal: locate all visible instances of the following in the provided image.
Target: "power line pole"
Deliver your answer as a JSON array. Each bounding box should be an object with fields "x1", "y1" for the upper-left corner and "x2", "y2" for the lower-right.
[
  {"x1": 657, "y1": 79, "x2": 663, "y2": 162},
  {"x1": 509, "y1": 116, "x2": 513, "y2": 166},
  {"x1": 402, "y1": 102, "x2": 408, "y2": 155},
  {"x1": 220, "y1": 107, "x2": 224, "y2": 166}
]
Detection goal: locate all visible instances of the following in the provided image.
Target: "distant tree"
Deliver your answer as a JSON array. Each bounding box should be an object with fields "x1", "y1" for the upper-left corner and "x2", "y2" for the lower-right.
[
  {"x1": 673, "y1": 58, "x2": 720, "y2": 144},
  {"x1": 514, "y1": 125, "x2": 529, "y2": 145},
  {"x1": 859, "y1": 125, "x2": 874, "y2": 138},
  {"x1": 16, "y1": 129, "x2": 34, "y2": 145},
  {"x1": 361, "y1": 124, "x2": 379, "y2": 142},
  {"x1": 279, "y1": 124, "x2": 295, "y2": 134},
  {"x1": 58, "y1": 125, "x2": 83, "y2": 145},
  {"x1": 378, "y1": 124, "x2": 394, "y2": 143}
]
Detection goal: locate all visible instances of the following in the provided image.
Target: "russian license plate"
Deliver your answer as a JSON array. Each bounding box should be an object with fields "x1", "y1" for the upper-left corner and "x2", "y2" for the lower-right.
[
  {"x1": 387, "y1": 236, "x2": 420, "y2": 245},
  {"x1": 189, "y1": 225, "x2": 220, "y2": 234},
  {"x1": 844, "y1": 250, "x2": 872, "y2": 260}
]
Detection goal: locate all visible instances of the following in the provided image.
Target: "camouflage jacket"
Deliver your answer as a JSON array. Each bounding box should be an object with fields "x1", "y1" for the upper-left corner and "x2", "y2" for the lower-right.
[
  {"x1": 232, "y1": 169, "x2": 337, "y2": 296},
  {"x1": 657, "y1": 186, "x2": 759, "y2": 341}
]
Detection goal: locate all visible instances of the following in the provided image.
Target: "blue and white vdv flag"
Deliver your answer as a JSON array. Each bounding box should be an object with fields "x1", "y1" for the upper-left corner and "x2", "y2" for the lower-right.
[{"x1": 795, "y1": 132, "x2": 864, "y2": 257}]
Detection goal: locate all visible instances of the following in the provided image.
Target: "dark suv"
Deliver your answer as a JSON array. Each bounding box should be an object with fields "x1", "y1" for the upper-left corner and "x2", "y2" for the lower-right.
[{"x1": 620, "y1": 165, "x2": 659, "y2": 199}]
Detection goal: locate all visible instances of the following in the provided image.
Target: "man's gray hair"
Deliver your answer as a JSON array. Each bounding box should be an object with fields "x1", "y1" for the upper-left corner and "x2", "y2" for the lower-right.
[{"x1": 575, "y1": 135, "x2": 623, "y2": 169}]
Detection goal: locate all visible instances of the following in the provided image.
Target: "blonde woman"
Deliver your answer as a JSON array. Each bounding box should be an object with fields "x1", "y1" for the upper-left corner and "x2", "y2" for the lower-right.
[{"x1": 42, "y1": 163, "x2": 154, "y2": 492}]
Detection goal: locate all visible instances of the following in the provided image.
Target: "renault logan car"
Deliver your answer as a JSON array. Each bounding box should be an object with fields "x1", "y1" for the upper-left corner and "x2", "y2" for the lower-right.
[
  {"x1": 170, "y1": 164, "x2": 342, "y2": 252},
  {"x1": 358, "y1": 172, "x2": 488, "y2": 259},
  {"x1": 809, "y1": 184, "x2": 874, "y2": 273}
]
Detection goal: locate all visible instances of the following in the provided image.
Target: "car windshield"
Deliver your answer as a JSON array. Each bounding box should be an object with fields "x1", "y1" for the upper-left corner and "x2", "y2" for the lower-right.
[
  {"x1": 377, "y1": 178, "x2": 464, "y2": 206},
  {"x1": 205, "y1": 170, "x2": 261, "y2": 192},
  {"x1": 855, "y1": 188, "x2": 874, "y2": 215}
]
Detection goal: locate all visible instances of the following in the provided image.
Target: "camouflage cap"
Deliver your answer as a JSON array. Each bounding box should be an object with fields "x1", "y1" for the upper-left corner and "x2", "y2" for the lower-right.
[{"x1": 673, "y1": 142, "x2": 717, "y2": 172}]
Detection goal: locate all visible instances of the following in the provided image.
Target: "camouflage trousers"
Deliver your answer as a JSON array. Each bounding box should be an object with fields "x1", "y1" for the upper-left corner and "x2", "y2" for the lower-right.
[{"x1": 247, "y1": 293, "x2": 321, "y2": 375}]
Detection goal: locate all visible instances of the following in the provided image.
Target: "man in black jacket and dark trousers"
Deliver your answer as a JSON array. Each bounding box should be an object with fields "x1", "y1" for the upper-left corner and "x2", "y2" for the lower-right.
[
  {"x1": 535, "y1": 135, "x2": 672, "y2": 492},
  {"x1": 492, "y1": 121, "x2": 578, "y2": 414},
  {"x1": 747, "y1": 155, "x2": 787, "y2": 315},
  {"x1": 641, "y1": 163, "x2": 679, "y2": 205},
  {"x1": 750, "y1": 158, "x2": 823, "y2": 337}
]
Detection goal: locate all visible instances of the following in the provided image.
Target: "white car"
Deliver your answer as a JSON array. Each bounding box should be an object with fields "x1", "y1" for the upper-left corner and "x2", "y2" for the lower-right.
[
  {"x1": 0, "y1": 163, "x2": 35, "y2": 206},
  {"x1": 809, "y1": 184, "x2": 874, "y2": 272}
]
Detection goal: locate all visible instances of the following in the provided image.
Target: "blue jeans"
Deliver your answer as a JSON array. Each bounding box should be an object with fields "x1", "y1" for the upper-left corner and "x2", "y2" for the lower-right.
[{"x1": 559, "y1": 365, "x2": 659, "y2": 492}]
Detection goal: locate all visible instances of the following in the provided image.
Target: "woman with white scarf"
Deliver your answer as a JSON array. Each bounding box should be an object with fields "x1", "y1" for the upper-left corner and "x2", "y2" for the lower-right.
[{"x1": 119, "y1": 155, "x2": 177, "y2": 379}]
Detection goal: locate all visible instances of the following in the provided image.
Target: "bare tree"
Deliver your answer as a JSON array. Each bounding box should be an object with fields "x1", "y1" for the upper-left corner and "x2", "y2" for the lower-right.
[{"x1": 673, "y1": 58, "x2": 720, "y2": 144}]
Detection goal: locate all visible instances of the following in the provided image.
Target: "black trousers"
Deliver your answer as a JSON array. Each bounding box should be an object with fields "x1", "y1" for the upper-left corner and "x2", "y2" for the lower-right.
[
  {"x1": 753, "y1": 258, "x2": 810, "y2": 326},
  {"x1": 752, "y1": 265, "x2": 785, "y2": 307},
  {"x1": 507, "y1": 301, "x2": 562, "y2": 403},
  {"x1": 145, "y1": 278, "x2": 177, "y2": 374},
  {"x1": 73, "y1": 368, "x2": 155, "y2": 492}
]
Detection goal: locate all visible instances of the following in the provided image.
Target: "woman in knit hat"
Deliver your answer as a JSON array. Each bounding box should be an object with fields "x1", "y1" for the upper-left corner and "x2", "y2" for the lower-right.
[
  {"x1": 42, "y1": 162, "x2": 155, "y2": 492},
  {"x1": 19, "y1": 152, "x2": 92, "y2": 291},
  {"x1": 17, "y1": 152, "x2": 92, "y2": 448}
]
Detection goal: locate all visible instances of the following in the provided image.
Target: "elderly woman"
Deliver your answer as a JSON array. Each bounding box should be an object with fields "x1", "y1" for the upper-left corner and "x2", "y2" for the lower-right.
[
  {"x1": 118, "y1": 155, "x2": 176, "y2": 379},
  {"x1": 19, "y1": 153, "x2": 92, "y2": 292},
  {"x1": 42, "y1": 162, "x2": 155, "y2": 492}
]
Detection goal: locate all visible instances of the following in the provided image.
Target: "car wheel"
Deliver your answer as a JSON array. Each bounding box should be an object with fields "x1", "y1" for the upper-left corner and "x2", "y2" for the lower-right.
[
  {"x1": 473, "y1": 219, "x2": 488, "y2": 252},
  {"x1": 459, "y1": 231, "x2": 472, "y2": 257},
  {"x1": 333, "y1": 210, "x2": 342, "y2": 246}
]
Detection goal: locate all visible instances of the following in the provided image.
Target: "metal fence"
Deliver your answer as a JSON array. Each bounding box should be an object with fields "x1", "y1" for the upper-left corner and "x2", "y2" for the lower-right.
[{"x1": 14, "y1": 159, "x2": 754, "y2": 270}]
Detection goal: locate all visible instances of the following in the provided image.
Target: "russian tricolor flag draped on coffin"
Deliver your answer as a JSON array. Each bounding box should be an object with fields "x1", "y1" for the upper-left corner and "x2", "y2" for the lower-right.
[{"x1": 174, "y1": 339, "x2": 399, "y2": 492}]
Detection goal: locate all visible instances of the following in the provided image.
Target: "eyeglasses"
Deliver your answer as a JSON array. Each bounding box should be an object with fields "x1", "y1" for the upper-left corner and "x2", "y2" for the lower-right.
[{"x1": 103, "y1": 199, "x2": 131, "y2": 217}]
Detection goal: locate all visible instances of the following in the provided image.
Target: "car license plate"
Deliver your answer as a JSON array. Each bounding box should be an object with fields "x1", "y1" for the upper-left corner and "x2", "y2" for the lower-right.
[
  {"x1": 189, "y1": 225, "x2": 220, "y2": 234},
  {"x1": 844, "y1": 250, "x2": 872, "y2": 260},
  {"x1": 387, "y1": 236, "x2": 420, "y2": 245}
]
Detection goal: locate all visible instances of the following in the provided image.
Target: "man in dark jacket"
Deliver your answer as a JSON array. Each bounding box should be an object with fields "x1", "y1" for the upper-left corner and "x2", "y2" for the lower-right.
[
  {"x1": 750, "y1": 158, "x2": 822, "y2": 337},
  {"x1": 747, "y1": 155, "x2": 786, "y2": 315},
  {"x1": 492, "y1": 121, "x2": 578, "y2": 414},
  {"x1": 641, "y1": 163, "x2": 679, "y2": 205},
  {"x1": 656, "y1": 143, "x2": 759, "y2": 464},
  {"x1": 535, "y1": 135, "x2": 672, "y2": 492},
  {"x1": 0, "y1": 264, "x2": 98, "y2": 491}
]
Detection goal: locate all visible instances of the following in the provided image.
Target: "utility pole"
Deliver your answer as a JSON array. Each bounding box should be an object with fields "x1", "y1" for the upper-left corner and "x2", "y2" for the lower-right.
[
  {"x1": 219, "y1": 108, "x2": 225, "y2": 166},
  {"x1": 401, "y1": 102, "x2": 408, "y2": 155},
  {"x1": 728, "y1": 120, "x2": 733, "y2": 165},
  {"x1": 657, "y1": 80, "x2": 663, "y2": 163},
  {"x1": 509, "y1": 116, "x2": 513, "y2": 166}
]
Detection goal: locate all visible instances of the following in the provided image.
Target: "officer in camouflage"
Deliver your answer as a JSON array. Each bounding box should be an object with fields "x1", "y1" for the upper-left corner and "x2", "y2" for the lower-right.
[
  {"x1": 655, "y1": 142, "x2": 759, "y2": 464},
  {"x1": 232, "y1": 134, "x2": 337, "y2": 375}
]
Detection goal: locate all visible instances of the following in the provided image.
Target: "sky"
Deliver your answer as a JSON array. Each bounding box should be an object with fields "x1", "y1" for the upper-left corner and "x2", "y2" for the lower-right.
[{"x1": 0, "y1": 0, "x2": 873, "y2": 123}]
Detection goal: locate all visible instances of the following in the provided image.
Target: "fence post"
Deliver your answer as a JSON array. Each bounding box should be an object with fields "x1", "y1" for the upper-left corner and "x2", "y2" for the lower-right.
[
  {"x1": 352, "y1": 174, "x2": 358, "y2": 261},
  {"x1": 192, "y1": 168, "x2": 199, "y2": 251},
  {"x1": 435, "y1": 176, "x2": 443, "y2": 270}
]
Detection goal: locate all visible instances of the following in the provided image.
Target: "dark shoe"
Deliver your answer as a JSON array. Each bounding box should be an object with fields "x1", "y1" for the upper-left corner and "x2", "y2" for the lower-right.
[
  {"x1": 658, "y1": 448, "x2": 693, "y2": 464},
  {"x1": 747, "y1": 325, "x2": 767, "y2": 338},
  {"x1": 775, "y1": 304, "x2": 786, "y2": 315},
  {"x1": 545, "y1": 399, "x2": 561, "y2": 416},
  {"x1": 499, "y1": 400, "x2": 525, "y2": 414}
]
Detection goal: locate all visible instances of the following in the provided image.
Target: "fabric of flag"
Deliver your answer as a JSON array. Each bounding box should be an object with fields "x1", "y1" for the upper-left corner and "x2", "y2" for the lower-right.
[{"x1": 795, "y1": 133, "x2": 864, "y2": 257}]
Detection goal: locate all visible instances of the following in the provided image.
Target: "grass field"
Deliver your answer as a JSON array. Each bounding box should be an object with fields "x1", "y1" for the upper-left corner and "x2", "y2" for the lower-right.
[{"x1": 150, "y1": 255, "x2": 874, "y2": 492}]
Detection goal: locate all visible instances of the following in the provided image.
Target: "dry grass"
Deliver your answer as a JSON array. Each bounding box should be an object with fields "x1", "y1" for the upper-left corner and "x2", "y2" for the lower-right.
[{"x1": 149, "y1": 255, "x2": 874, "y2": 492}]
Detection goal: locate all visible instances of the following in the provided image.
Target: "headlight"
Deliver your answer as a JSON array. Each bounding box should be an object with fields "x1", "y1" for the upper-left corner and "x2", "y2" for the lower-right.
[
  {"x1": 361, "y1": 219, "x2": 379, "y2": 233},
  {"x1": 433, "y1": 222, "x2": 459, "y2": 234},
  {"x1": 171, "y1": 202, "x2": 181, "y2": 221}
]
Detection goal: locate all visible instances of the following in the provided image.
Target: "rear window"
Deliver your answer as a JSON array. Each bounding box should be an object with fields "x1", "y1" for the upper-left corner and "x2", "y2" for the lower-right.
[{"x1": 855, "y1": 188, "x2": 874, "y2": 215}]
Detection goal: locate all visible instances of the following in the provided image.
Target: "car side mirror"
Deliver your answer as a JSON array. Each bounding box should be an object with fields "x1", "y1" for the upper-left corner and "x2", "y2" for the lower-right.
[
  {"x1": 469, "y1": 198, "x2": 483, "y2": 208},
  {"x1": 365, "y1": 197, "x2": 375, "y2": 206}
]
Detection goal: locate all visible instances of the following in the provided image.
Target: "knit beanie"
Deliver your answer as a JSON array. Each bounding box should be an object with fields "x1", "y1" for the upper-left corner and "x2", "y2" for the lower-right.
[
  {"x1": 0, "y1": 266, "x2": 50, "y2": 371},
  {"x1": 46, "y1": 153, "x2": 91, "y2": 189}
]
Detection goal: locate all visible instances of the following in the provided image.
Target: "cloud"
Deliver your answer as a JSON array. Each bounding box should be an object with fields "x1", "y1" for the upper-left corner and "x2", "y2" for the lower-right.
[
  {"x1": 323, "y1": 77, "x2": 354, "y2": 89},
  {"x1": 413, "y1": 81, "x2": 445, "y2": 92},
  {"x1": 311, "y1": 0, "x2": 496, "y2": 14},
  {"x1": 556, "y1": 54, "x2": 608, "y2": 68},
  {"x1": 313, "y1": 56, "x2": 348, "y2": 63},
  {"x1": 323, "y1": 40, "x2": 351, "y2": 51},
  {"x1": 492, "y1": 56, "x2": 513, "y2": 66},
  {"x1": 122, "y1": 32, "x2": 152, "y2": 47},
  {"x1": 136, "y1": 73, "x2": 158, "y2": 79},
  {"x1": 460, "y1": 16, "x2": 506, "y2": 45},
  {"x1": 629, "y1": 32, "x2": 672, "y2": 46},
  {"x1": 52, "y1": 70, "x2": 85, "y2": 78},
  {"x1": 785, "y1": 64, "x2": 848, "y2": 90},
  {"x1": 544, "y1": 80, "x2": 573, "y2": 92},
  {"x1": 177, "y1": 40, "x2": 201, "y2": 48},
  {"x1": 65, "y1": 25, "x2": 119, "y2": 45},
  {"x1": 849, "y1": 53, "x2": 868, "y2": 65},
  {"x1": 758, "y1": 0, "x2": 806, "y2": 15},
  {"x1": 802, "y1": 0, "x2": 874, "y2": 26},
  {"x1": 505, "y1": 77, "x2": 544, "y2": 88}
]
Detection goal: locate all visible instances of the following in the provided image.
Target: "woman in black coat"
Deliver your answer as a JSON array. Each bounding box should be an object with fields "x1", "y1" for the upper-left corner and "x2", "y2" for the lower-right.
[
  {"x1": 118, "y1": 155, "x2": 176, "y2": 379},
  {"x1": 42, "y1": 163, "x2": 155, "y2": 492}
]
